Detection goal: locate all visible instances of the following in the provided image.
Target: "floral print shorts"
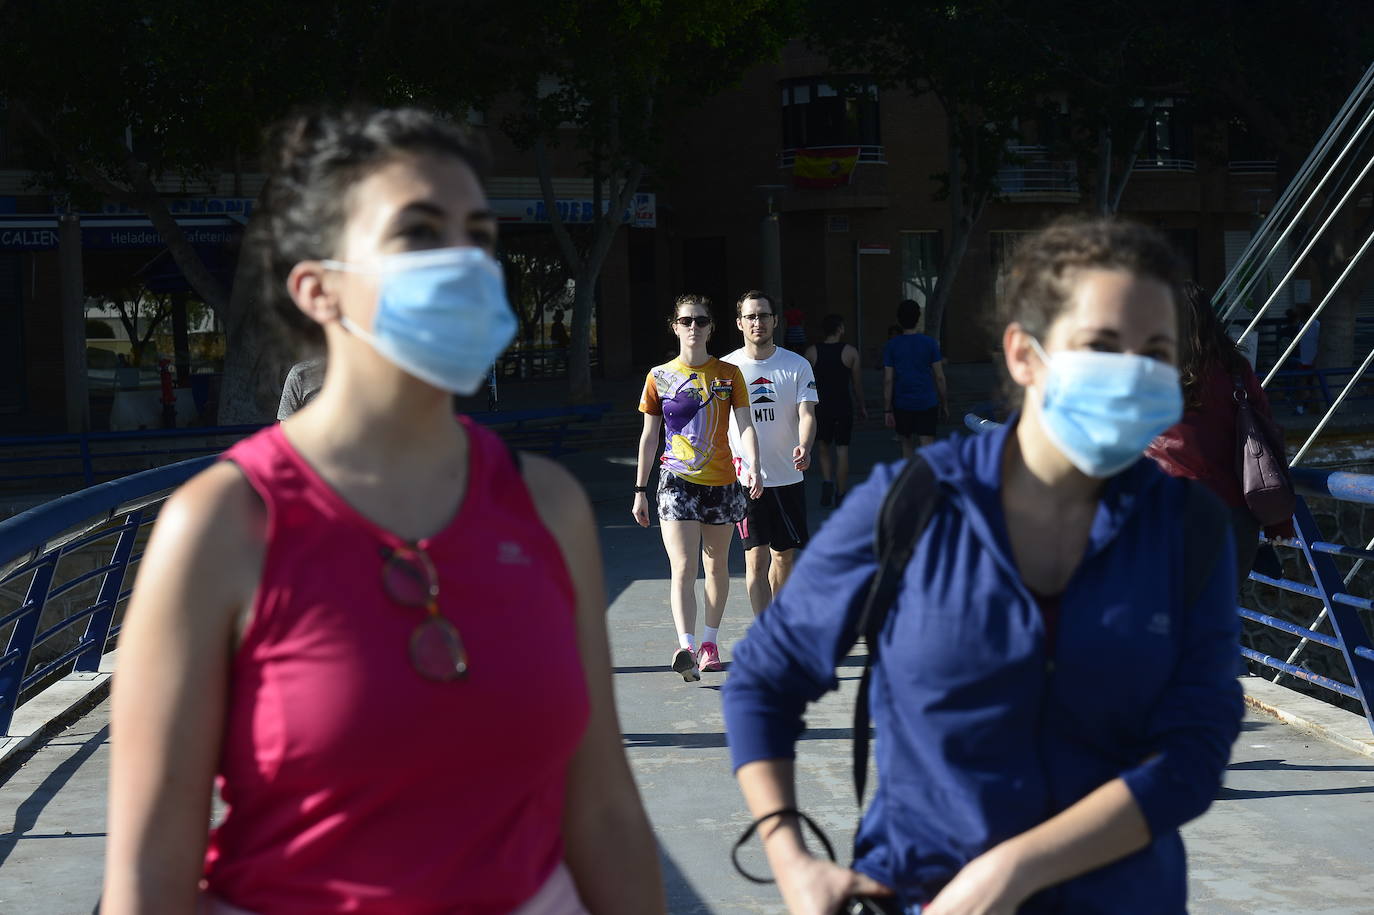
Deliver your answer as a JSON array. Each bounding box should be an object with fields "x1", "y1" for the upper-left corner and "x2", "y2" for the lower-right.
[{"x1": 657, "y1": 470, "x2": 748, "y2": 525}]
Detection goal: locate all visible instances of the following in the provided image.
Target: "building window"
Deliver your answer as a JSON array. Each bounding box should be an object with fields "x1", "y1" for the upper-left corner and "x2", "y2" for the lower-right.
[
  {"x1": 781, "y1": 76, "x2": 880, "y2": 152},
  {"x1": 1135, "y1": 99, "x2": 1194, "y2": 171},
  {"x1": 900, "y1": 231, "x2": 943, "y2": 313}
]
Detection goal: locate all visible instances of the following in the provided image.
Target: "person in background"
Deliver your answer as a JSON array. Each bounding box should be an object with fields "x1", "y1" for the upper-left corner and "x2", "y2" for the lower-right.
[
  {"x1": 550, "y1": 307, "x2": 571, "y2": 349},
  {"x1": 805, "y1": 313, "x2": 867, "y2": 507},
  {"x1": 783, "y1": 305, "x2": 807, "y2": 351},
  {"x1": 277, "y1": 356, "x2": 325, "y2": 419},
  {"x1": 633, "y1": 294, "x2": 762, "y2": 680},
  {"x1": 882, "y1": 299, "x2": 947, "y2": 457},
  {"x1": 724, "y1": 217, "x2": 1242, "y2": 914},
  {"x1": 1284, "y1": 302, "x2": 1321, "y2": 414},
  {"x1": 725, "y1": 290, "x2": 818, "y2": 618},
  {"x1": 103, "y1": 106, "x2": 664, "y2": 915},
  {"x1": 1148, "y1": 282, "x2": 1294, "y2": 580}
]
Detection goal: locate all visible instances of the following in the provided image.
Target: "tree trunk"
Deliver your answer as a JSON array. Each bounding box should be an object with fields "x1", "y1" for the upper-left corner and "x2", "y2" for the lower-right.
[
  {"x1": 924, "y1": 204, "x2": 982, "y2": 347},
  {"x1": 1096, "y1": 126, "x2": 1112, "y2": 215},
  {"x1": 925, "y1": 110, "x2": 989, "y2": 347},
  {"x1": 567, "y1": 268, "x2": 597, "y2": 401},
  {"x1": 532, "y1": 137, "x2": 643, "y2": 402},
  {"x1": 216, "y1": 243, "x2": 290, "y2": 424}
]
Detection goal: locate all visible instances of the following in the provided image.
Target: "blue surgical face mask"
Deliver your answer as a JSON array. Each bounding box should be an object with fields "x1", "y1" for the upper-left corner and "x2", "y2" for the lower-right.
[
  {"x1": 1028, "y1": 335, "x2": 1182, "y2": 478},
  {"x1": 322, "y1": 246, "x2": 516, "y2": 395}
]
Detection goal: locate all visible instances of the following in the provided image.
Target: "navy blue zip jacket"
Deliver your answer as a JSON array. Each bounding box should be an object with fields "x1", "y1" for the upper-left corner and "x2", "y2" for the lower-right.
[{"x1": 723, "y1": 419, "x2": 1243, "y2": 913}]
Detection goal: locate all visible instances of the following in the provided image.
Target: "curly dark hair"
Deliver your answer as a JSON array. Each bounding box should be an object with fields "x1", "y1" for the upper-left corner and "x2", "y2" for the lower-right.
[
  {"x1": 995, "y1": 216, "x2": 1190, "y2": 406},
  {"x1": 1178, "y1": 282, "x2": 1250, "y2": 410},
  {"x1": 998, "y1": 216, "x2": 1187, "y2": 341},
  {"x1": 249, "y1": 106, "x2": 489, "y2": 348}
]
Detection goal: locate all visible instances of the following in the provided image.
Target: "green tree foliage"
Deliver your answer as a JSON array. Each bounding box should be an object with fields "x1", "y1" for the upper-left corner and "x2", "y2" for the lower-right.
[
  {"x1": 492, "y1": 0, "x2": 804, "y2": 401},
  {"x1": 0, "y1": 2, "x2": 533, "y2": 419},
  {"x1": 807, "y1": 0, "x2": 1047, "y2": 344}
]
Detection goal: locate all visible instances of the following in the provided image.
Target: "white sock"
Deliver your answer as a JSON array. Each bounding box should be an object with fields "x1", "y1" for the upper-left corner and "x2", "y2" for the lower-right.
[
  {"x1": 679, "y1": 632, "x2": 696, "y2": 651},
  {"x1": 703, "y1": 626, "x2": 720, "y2": 646}
]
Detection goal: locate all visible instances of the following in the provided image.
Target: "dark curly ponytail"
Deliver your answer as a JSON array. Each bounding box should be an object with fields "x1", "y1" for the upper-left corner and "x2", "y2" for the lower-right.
[{"x1": 250, "y1": 107, "x2": 489, "y2": 347}]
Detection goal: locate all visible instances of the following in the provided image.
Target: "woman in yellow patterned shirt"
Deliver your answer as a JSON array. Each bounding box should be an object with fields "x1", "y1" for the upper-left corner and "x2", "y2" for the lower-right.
[{"x1": 634, "y1": 294, "x2": 762, "y2": 681}]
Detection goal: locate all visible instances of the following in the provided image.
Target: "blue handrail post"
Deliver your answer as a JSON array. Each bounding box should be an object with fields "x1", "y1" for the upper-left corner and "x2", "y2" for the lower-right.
[
  {"x1": 80, "y1": 433, "x2": 95, "y2": 487},
  {"x1": 73, "y1": 509, "x2": 143, "y2": 673},
  {"x1": 0, "y1": 560, "x2": 58, "y2": 736},
  {"x1": 1293, "y1": 498, "x2": 1374, "y2": 732}
]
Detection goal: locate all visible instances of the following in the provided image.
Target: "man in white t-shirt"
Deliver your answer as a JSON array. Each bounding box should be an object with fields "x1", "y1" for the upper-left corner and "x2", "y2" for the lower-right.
[{"x1": 726, "y1": 291, "x2": 818, "y2": 616}]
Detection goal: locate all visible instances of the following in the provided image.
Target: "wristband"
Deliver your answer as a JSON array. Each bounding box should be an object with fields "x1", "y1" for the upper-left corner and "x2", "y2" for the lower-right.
[{"x1": 633, "y1": 485, "x2": 648, "y2": 493}]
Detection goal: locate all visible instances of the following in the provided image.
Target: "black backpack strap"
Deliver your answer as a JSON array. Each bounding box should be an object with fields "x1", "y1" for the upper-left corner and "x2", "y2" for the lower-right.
[
  {"x1": 852, "y1": 455, "x2": 942, "y2": 806},
  {"x1": 1182, "y1": 479, "x2": 1229, "y2": 608}
]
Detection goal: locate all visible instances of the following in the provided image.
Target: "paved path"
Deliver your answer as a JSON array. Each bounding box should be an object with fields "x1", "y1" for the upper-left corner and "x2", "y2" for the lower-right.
[{"x1": 3, "y1": 418, "x2": 1374, "y2": 912}]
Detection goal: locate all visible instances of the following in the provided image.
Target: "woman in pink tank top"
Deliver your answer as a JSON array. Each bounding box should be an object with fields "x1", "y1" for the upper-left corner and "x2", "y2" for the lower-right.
[{"x1": 102, "y1": 107, "x2": 665, "y2": 915}]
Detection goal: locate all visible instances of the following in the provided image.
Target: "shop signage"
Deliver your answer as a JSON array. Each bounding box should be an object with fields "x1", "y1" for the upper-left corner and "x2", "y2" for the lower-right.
[
  {"x1": 0, "y1": 216, "x2": 240, "y2": 251},
  {"x1": 491, "y1": 192, "x2": 656, "y2": 228}
]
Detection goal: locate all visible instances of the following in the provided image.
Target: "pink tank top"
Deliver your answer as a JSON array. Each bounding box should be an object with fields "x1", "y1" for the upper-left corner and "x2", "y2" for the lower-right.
[{"x1": 204, "y1": 419, "x2": 590, "y2": 913}]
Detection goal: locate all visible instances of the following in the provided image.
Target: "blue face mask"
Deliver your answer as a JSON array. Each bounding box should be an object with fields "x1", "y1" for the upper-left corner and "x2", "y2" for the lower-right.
[
  {"x1": 323, "y1": 247, "x2": 516, "y2": 395},
  {"x1": 1028, "y1": 336, "x2": 1182, "y2": 478}
]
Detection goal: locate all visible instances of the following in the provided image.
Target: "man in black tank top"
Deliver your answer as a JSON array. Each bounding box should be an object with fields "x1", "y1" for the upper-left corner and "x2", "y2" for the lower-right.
[{"x1": 804, "y1": 314, "x2": 868, "y2": 506}]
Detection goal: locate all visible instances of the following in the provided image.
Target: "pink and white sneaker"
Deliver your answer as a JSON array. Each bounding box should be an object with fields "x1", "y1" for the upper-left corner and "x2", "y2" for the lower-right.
[{"x1": 696, "y1": 641, "x2": 724, "y2": 672}]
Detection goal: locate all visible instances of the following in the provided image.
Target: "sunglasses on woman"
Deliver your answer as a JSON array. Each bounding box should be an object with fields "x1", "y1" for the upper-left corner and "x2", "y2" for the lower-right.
[
  {"x1": 674, "y1": 316, "x2": 713, "y2": 327},
  {"x1": 380, "y1": 544, "x2": 469, "y2": 681}
]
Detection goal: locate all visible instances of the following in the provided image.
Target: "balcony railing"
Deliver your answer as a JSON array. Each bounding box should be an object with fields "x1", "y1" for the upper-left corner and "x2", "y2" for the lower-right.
[
  {"x1": 777, "y1": 145, "x2": 887, "y2": 168},
  {"x1": 1230, "y1": 160, "x2": 1279, "y2": 175},
  {"x1": 1133, "y1": 157, "x2": 1197, "y2": 172},
  {"x1": 995, "y1": 146, "x2": 1080, "y2": 198}
]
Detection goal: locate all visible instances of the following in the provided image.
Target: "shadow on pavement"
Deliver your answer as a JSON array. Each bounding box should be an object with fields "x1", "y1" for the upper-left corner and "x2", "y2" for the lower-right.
[
  {"x1": 1227, "y1": 757, "x2": 1374, "y2": 773},
  {"x1": 0, "y1": 724, "x2": 109, "y2": 869},
  {"x1": 1217, "y1": 784, "x2": 1374, "y2": 800},
  {"x1": 624, "y1": 727, "x2": 856, "y2": 750},
  {"x1": 659, "y1": 846, "x2": 715, "y2": 914}
]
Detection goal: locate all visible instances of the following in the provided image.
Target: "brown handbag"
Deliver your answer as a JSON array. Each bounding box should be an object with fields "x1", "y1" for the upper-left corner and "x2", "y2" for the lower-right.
[{"x1": 1234, "y1": 376, "x2": 1296, "y2": 526}]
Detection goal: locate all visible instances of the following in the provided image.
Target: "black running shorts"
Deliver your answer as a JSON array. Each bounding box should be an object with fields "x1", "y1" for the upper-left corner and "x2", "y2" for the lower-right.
[
  {"x1": 735, "y1": 481, "x2": 808, "y2": 551},
  {"x1": 815, "y1": 402, "x2": 854, "y2": 446},
  {"x1": 893, "y1": 406, "x2": 938, "y2": 438}
]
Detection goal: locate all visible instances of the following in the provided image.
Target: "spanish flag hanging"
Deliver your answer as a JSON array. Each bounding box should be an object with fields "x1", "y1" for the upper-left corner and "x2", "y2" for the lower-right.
[{"x1": 792, "y1": 147, "x2": 860, "y2": 189}]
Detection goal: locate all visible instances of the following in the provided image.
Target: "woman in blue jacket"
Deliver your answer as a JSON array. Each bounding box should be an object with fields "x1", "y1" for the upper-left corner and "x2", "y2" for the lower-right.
[{"x1": 723, "y1": 217, "x2": 1244, "y2": 914}]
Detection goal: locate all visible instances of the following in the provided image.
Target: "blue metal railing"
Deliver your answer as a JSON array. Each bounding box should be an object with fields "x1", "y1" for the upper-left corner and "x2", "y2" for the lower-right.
[
  {"x1": 0, "y1": 456, "x2": 213, "y2": 735},
  {"x1": 0, "y1": 404, "x2": 615, "y2": 490},
  {"x1": 0, "y1": 425, "x2": 261, "y2": 488},
  {"x1": 962, "y1": 413, "x2": 1374, "y2": 735},
  {"x1": 1243, "y1": 467, "x2": 1374, "y2": 734}
]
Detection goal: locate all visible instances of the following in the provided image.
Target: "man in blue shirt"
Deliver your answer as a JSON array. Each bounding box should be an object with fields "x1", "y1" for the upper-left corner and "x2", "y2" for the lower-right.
[{"x1": 882, "y1": 299, "x2": 947, "y2": 457}]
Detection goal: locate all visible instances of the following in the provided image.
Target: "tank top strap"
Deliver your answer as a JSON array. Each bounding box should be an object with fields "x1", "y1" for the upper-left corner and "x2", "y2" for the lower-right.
[
  {"x1": 219, "y1": 425, "x2": 313, "y2": 523},
  {"x1": 458, "y1": 415, "x2": 538, "y2": 519}
]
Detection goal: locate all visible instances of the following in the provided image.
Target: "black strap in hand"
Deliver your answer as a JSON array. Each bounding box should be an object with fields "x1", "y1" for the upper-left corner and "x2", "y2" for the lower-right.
[{"x1": 730, "y1": 807, "x2": 838, "y2": 884}]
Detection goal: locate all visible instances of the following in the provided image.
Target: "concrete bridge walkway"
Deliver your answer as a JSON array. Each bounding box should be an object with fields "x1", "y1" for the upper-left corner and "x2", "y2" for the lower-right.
[{"x1": 2, "y1": 419, "x2": 1373, "y2": 913}]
